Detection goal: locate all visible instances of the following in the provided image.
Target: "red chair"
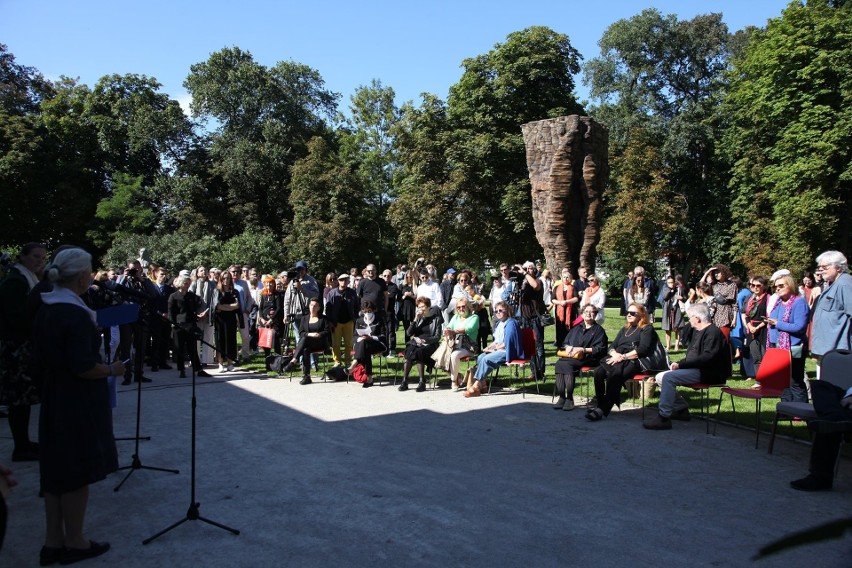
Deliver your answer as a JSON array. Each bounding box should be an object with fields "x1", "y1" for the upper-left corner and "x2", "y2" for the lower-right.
[
  {"x1": 490, "y1": 328, "x2": 538, "y2": 397},
  {"x1": 714, "y1": 347, "x2": 791, "y2": 448}
]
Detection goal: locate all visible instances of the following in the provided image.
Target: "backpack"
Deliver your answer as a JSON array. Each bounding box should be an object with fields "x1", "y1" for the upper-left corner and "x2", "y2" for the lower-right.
[{"x1": 267, "y1": 354, "x2": 293, "y2": 374}]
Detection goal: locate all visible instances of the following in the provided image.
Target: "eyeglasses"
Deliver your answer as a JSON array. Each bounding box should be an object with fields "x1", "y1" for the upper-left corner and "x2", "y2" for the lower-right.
[
  {"x1": 626, "y1": 311, "x2": 638, "y2": 317},
  {"x1": 775, "y1": 283, "x2": 787, "y2": 289},
  {"x1": 750, "y1": 283, "x2": 762, "y2": 288},
  {"x1": 495, "y1": 308, "x2": 506, "y2": 313},
  {"x1": 457, "y1": 304, "x2": 468, "y2": 309}
]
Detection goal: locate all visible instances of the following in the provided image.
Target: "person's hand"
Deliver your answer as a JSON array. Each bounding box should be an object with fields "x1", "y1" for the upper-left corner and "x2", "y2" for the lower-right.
[
  {"x1": 765, "y1": 318, "x2": 777, "y2": 326},
  {"x1": 670, "y1": 362, "x2": 679, "y2": 371},
  {"x1": 357, "y1": 336, "x2": 366, "y2": 343},
  {"x1": 0, "y1": 462, "x2": 17, "y2": 499},
  {"x1": 110, "y1": 360, "x2": 126, "y2": 377},
  {"x1": 840, "y1": 396, "x2": 852, "y2": 409}
]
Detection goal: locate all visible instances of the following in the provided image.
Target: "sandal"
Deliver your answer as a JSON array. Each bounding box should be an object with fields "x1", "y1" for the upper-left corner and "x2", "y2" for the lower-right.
[
  {"x1": 585, "y1": 408, "x2": 604, "y2": 422},
  {"x1": 464, "y1": 382, "x2": 482, "y2": 398}
]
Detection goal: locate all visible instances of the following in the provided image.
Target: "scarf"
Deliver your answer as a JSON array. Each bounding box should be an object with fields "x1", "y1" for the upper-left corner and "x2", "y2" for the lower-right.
[
  {"x1": 582, "y1": 285, "x2": 600, "y2": 306},
  {"x1": 774, "y1": 296, "x2": 796, "y2": 350},
  {"x1": 41, "y1": 285, "x2": 98, "y2": 325}
]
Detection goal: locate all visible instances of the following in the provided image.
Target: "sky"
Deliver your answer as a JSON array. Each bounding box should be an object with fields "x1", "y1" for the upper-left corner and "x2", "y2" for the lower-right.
[{"x1": 2, "y1": 0, "x2": 792, "y2": 114}]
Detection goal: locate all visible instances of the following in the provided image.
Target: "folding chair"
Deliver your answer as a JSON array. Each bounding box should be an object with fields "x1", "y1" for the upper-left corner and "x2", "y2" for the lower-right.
[
  {"x1": 714, "y1": 347, "x2": 791, "y2": 448},
  {"x1": 489, "y1": 328, "x2": 537, "y2": 397},
  {"x1": 769, "y1": 349, "x2": 852, "y2": 454},
  {"x1": 288, "y1": 348, "x2": 330, "y2": 382},
  {"x1": 551, "y1": 364, "x2": 596, "y2": 403}
]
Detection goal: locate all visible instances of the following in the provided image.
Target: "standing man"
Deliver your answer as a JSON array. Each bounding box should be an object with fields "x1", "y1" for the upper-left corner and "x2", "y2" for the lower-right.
[
  {"x1": 193, "y1": 266, "x2": 216, "y2": 367},
  {"x1": 325, "y1": 274, "x2": 358, "y2": 369},
  {"x1": 518, "y1": 261, "x2": 545, "y2": 382},
  {"x1": 229, "y1": 265, "x2": 255, "y2": 363},
  {"x1": 117, "y1": 259, "x2": 157, "y2": 385},
  {"x1": 810, "y1": 250, "x2": 852, "y2": 370},
  {"x1": 294, "y1": 261, "x2": 320, "y2": 300},
  {"x1": 382, "y1": 269, "x2": 400, "y2": 355},
  {"x1": 356, "y1": 264, "x2": 388, "y2": 319},
  {"x1": 149, "y1": 266, "x2": 174, "y2": 372},
  {"x1": 440, "y1": 269, "x2": 456, "y2": 323}
]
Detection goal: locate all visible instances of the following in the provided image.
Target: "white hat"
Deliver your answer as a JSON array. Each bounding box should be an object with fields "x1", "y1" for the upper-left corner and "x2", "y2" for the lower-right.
[
  {"x1": 770, "y1": 268, "x2": 790, "y2": 281},
  {"x1": 522, "y1": 261, "x2": 535, "y2": 269}
]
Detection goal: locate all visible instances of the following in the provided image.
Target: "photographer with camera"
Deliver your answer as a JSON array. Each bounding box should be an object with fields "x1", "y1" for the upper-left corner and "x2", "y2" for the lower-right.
[
  {"x1": 283, "y1": 262, "x2": 319, "y2": 364},
  {"x1": 117, "y1": 259, "x2": 158, "y2": 385},
  {"x1": 501, "y1": 261, "x2": 545, "y2": 381}
]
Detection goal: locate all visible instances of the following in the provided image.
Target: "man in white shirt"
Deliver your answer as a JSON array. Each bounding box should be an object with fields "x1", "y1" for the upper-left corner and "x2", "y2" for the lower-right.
[{"x1": 415, "y1": 269, "x2": 443, "y2": 311}]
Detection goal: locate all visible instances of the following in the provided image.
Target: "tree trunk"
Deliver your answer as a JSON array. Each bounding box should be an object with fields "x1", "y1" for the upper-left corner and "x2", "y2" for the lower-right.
[{"x1": 521, "y1": 116, "x2": 608, "y2": 277}]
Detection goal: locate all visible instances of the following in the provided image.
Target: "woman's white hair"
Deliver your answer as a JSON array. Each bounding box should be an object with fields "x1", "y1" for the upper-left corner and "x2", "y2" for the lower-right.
[
  {"x1": 815, "y1": 250, "x2": 848, "y2": 272},
  {"x1": 46, "y1": 248, "x2": 92, "y2": 285}
]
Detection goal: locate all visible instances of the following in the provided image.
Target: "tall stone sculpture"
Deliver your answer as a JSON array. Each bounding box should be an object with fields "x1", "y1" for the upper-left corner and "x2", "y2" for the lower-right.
[{"x1": 521, "y1": 115, "x2": 608, "y2": 277}]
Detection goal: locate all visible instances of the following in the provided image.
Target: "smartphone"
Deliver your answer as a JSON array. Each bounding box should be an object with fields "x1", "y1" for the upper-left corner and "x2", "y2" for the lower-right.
[{"x1": 122, "y1": 359, "x2": 131, "y2": 365}]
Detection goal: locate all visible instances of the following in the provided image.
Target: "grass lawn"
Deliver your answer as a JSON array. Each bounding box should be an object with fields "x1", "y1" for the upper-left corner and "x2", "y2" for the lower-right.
[{"x1": 236, "y1": 306, "x2": 825, "y2": 447}]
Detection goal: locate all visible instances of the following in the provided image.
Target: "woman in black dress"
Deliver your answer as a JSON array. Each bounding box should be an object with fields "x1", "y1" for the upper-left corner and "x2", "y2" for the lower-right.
[
  {"x1": 398, "y1": 272, "x2": 417, "y2": 342},
  {"x1": 350, "y1": 300, "x2": 387, "y2": 388},
  {"x1": 257, "y1": 276, "x2": 283, "y2": 366},
  {"x1": 214, "y1": 270, "x2": 241, "y2": 372},
  {"x1": 553, "y1": 305, "x2": 608, "y2": 411},
  {"x1": 30, "y1": 248, "x2": 120, "y2": 565},
  {"x1": 586, "y1": 303, "x2": 658, "y2": 421},
  {"x1": 287, "y1": 298, "x2": 330, "y2": 385},
  {"x1": 398, "y1": 296, "x2": 442, "y2": 392}
]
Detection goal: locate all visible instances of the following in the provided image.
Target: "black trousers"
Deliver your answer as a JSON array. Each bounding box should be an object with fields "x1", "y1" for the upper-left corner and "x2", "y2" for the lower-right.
[
  {"x1": 292, "y1": 336, "x2": 328, "y2": 374},
  {"x1": 353, "y1": 338, "x2": 384, "y2": 375},
  {"x1": 118, "y1": 321, "x2": 147, "y2": 380},
  {"x1": 809, "y1": 380, "x2": 852, "y2": 482},
  {"x1": 555, "y1": 358, "x2": 586, "y2": 399},
  {"x1": 593, "y1": 359, "x2": 641, "y2": 415},
  {"x1": 173, "y1": 326, "x2": 201, "y2": 373}
]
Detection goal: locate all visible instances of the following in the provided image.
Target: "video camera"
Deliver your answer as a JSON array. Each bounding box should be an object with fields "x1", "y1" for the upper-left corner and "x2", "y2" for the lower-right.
[{"x1": 285, "y1": 267, "x2": 300, "y2": 281}]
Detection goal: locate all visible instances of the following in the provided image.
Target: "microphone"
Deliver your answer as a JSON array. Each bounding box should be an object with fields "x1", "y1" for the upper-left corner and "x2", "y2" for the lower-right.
[{"x1": 91, "y1": 279, "x2": 151, "y2": 302}]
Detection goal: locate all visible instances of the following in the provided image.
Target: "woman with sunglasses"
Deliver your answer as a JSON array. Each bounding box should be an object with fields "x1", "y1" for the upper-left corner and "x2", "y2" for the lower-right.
[
  {"x1": 443, "y1": 297, "x2": 480, "y2": 391},
  {"x1": 765, "y1": 274, "x2": 809, "y2": 402},
  {"x1": 577, "y1": 273, "x2": 606, "y2": 323},
  {"x1": 586, "y1": 303, "x2": 658, "y2": 421},
  {"x1": 465, "y1": 301, "x2": 521, "y2": 397},
  {"x1": 741, "y1": 276, "x2": 768, "y2": 380}
]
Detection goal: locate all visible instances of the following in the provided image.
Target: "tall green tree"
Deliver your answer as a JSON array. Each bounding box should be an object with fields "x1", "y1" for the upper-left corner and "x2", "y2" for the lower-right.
[
  {"x1": 339, "y1": 79, "x2": 400, "y2": 265},
  {"x1": 287, "y1": 136, "x2": 369, "y2": 275},
  {"x1": 725, "y1": 0, "x2": 851, "y2": 275},
  {"x1": 585, "y1": 9, "x2": 731, "y2": 273},
  {"x1": 184, "y1": 47, "x2": 339, "y2": 236},
  {"x1": 392, "y1": 26, "x2": 583, "y2": 267}
]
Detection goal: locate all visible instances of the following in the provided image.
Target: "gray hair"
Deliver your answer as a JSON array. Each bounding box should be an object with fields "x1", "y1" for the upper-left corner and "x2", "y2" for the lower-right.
[
  {"x1": 815, "y1": 250, "x2": 848, "y2": 273},
  {"x1": 176, "y1": 275, "x2": 191, "y2": 287},
  {"x1": 687, "y1": 302, "x2": 711, "y2": 323},
  {"x1": 46, "y1": 248, "x2": 92, "y2": 286}
]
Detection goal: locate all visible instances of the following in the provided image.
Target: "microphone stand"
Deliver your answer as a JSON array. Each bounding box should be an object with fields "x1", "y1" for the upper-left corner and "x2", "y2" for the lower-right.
[
  {"x1": 114, "y1": 303, "x2": 179, "y2": 492},
  {"x1": 144, "y1": 329, "x2": 239, "y2": 544}
]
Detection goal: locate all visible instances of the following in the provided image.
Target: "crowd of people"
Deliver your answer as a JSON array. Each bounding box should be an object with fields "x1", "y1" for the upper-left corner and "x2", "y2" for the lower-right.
[{"x1": 0, "y1": 244, "x2": 850, "y2": 561}]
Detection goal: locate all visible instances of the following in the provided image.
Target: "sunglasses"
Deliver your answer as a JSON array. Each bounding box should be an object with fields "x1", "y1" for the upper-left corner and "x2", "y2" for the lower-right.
[
  {"x1": 495, "y1": 308, "x2": 506, "y2": 313},
  {"x1": 750, "y1": 283, "x2": 762, "y2": 288},
  {"x1": 626, "y1": 311, "x2": 639, "y2": 317}
]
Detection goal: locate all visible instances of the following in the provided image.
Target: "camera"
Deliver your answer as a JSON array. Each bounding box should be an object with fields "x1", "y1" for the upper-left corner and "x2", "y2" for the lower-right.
[
  {"x1": 286, "y1": 267, "x2": 299, "y2": 281},
  {"x1": 507, "y1": 269, "x2": 525, "y2": 282}
]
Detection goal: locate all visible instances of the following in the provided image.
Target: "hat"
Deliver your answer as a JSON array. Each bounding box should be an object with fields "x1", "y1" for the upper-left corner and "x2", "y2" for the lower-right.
[
  {"x1": 522, "y1": 261, "x2": 535, "y2": 269},
  {"x1": 179, "y1": 269, "x2": 191, "y2": 278},
  {"x1": 446, "y1": 268, "x2": 456, "y2": 274},
  {"x1": 295, "y1": 260, "x2": 308, "y2": 269},
  {"x1": 337, "y1": 274, "x2": 348, "y2": 280}
]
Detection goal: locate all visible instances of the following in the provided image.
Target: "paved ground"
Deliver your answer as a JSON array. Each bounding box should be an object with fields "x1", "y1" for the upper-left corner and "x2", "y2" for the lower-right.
[{"x1": 2, "y1": 365, "x2": 850, "y2": 567}]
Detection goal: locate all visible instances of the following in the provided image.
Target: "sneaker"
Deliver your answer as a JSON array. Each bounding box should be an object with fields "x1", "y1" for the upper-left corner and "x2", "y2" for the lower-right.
[
  {"x1": 790, "y1": 474, "x2": 832, "y2": 492},
  {"x1": 562, "y1": 400, "x2": 575, "y2": 411},
  {"x1": 226, "y1": 363, "x2": 235, "y2": 372},
  {"x1": 218, "y1": 364, "x2": 226, "y2": 373},
  {"x1": 553, "y1": 396, "x2": 566, "y2": 410},
  {"x1": 643, "y1": 414, "x2": 673, "y2": 430}
]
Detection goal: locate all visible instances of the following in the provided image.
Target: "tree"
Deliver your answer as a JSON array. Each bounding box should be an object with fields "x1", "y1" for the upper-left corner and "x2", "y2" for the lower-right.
[
  {"x1": 339, "y1": 79, "x2": 400, "y2": 265},
  {"x1": 286, "y1": 136, "x2": 370, "y2": 275},
  {"x1": 725, "y1": 0, "x2": 852, "y2": 274},
  {"x1": 391, "y1": 26, "x2": 584, "y2": 267},
  {"x1": 184, "y1": 47, "x2": 339, "y2": 236},
  {"x1": 585, "y1": 9, "x2": 731, "y2": 274}
]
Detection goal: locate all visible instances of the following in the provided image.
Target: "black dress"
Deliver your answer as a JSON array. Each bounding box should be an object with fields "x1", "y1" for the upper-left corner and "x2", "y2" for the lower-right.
[
  {"x1": 215, "y1": 290, "x2": 239, "y2": 362},
  {"x1": 554, "y1": 323, "x2": 609, "y2": 399},
  {"x1": 32, "y1": 303, "x2": 117, "y2": 494},
  {"x1": 593, "y1": 325, "x2": 657, "y2": 416}
]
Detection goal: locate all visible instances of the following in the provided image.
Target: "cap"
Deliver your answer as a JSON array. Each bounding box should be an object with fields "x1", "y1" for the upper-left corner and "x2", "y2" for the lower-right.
[
  {"x1": 770, "y1": 268, "x2": 790, "y2": 281},
  {"x1": 337, "y1": 274, "x2": 349, "y2": 280},
  {"x1": 446, "y1": 268, "x2": 456, "y2": 274},
  {"x1": 179, "y1": 269, "x2": 191, "y2": 277},
  {"x1": 295, "y1": 260, "x2": 308, "y2": 269}
]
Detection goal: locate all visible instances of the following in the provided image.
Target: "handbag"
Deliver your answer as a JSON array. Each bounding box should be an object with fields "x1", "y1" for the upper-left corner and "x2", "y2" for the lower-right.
[
  {"x1": 557, "y1": 348, "x2": 584, "y2": 360},
  {"x1": 539, "y1": 313, "x2": 555, "y2": 327},
  {"x1": 639, "y1": 339, "x2": 669, "y2": 372},
  {"x1": 453, "y1": 333, "x2": 476, "y2": 353},
  {"x1": 258, "y1": 327, "x2": 275, "y2": 349},
  {"x1": 431, "y1": 339, "x2": 454, "y2": 371}
]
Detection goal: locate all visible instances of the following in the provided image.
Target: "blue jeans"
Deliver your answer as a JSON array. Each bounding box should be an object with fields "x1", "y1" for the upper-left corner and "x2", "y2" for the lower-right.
[
  {"x1": 654, "y1": 368, "x2": 701, "y2": 417},
  {"x1": 474, "y1": 350, "x2": 506, "y2": 382}
]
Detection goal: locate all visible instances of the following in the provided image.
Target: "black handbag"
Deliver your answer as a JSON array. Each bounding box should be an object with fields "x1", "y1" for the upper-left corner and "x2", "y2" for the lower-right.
[{"x1": 639, "y1": 340, "x2": 669, "y2": 372}]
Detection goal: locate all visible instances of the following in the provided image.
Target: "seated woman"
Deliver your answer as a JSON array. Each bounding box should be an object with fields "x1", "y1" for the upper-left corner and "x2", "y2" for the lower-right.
[
  {"x1": 286, "y1": 298, "x2": 330, "y2": 385},
  {"x1": 553, "y1": 305, "x2": 608, "y2": 411},
  {"x1": 350, "y1": 300, "x2": 387, "y2": 388},
  {"x1": 443, "y1": 297, "x2": 480, "y2": 391},
  {"x1": 586, "y1": 303, "x2": 657, "y2": 421},
  {"x1": 465, "y1": 301, "x2": 521, "y2": 398},
  {"x1": 398, "y1": 297, "x2": 442, "y2": 392}
]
